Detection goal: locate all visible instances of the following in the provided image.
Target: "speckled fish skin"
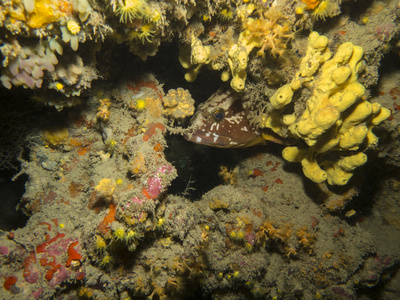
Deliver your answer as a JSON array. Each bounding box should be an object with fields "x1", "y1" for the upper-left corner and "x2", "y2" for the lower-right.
[{"x1": 184, "y1": 88, "x2": 264, "y2": 148}]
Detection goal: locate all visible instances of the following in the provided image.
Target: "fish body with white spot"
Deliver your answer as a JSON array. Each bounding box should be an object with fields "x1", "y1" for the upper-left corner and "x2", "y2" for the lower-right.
[{"x1": 184, "y1": 88, "x2": 265, "y2": 148}]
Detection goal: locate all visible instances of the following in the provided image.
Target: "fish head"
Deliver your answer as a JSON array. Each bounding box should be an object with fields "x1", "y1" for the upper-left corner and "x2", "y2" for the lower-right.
[{"x1": 184, "y1": 88, "x2": 264, "y2": 148}]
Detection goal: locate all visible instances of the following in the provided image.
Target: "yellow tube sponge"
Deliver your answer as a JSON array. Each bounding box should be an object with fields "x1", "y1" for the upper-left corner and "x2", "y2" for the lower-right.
[
  {"x1": 288, "y1": 40, "x2": 366, "y2": 147},
  {"x1": 179, "y1": 36, "x2": 211, "y2": 82},
  {"x1": 270, "y1": 84, "x2": 294, "y2": 109},
  {"x1": 227, "y1": 44, "x2": 248, "y2": 92},
  {"x1": 297, "y1": 32, "x2": 331, "y2": 80},
  {"x1": 366, "y1": 103, "x2": 391, "y2": 147},
  {"x1": 283, "y1": 146, "x2": 327, "y2": 183},
  {"x1": 323, "y1": 153, "x2": 367, "y2": 185},
  {"x1": 370, "y1": 103, "x2": 391, "y2": 126},
  {"x1": 339, "y1": 124, "x2": 368, "y2": 150},
  {"x1": 191, "y1": 36, "x2": 211, "y2": 65},
  {"x1": 301, "y1": 151, "x2": 328, "y2": 184},
  {"x1": 282, "y1": 146, "x2": 306, "y2": 163},
  {"x1": 272, "y1": 32, "x2": 390, "y2": 185}
]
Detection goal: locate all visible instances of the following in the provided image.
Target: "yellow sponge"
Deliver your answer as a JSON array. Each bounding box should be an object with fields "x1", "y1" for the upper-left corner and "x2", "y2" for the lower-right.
[{"x1": 267, "y1": 32, "x2": 390, "y2": 185}]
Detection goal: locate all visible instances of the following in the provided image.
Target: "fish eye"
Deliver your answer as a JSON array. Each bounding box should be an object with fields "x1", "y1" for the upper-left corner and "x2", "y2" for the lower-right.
[{"x1": 212, "y1": 108, "x2": 225, "y2": 122}]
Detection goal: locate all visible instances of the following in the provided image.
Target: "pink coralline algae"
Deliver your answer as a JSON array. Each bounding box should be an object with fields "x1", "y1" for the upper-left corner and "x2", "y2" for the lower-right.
[
  {"x1": 246, "y1": 232, "x2": 256, "y2": 246},
  {"x1": 147, "y1": 176, "x2": 163, "y2": 199},
  {"x1": 125, "y1": 164, "x2": 176, "y2": 210},
  {"x1": 0, "y1": 246, "x2": 9, "y2": 255},
  {"x1": 375, "y1": 23, "x2": 396, "y2": 41},
  {"x1": 145, "y1": 164, "x2": 175, "y2": 199},
  {"x1": 131, "y1": 196, "x2": 144, "y2": 206}
]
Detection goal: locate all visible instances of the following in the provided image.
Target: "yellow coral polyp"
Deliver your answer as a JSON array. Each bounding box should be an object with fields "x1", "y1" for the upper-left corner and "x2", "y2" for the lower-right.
[
  {"x1": 295, "y1": 6, "x2": 305, "y2": 15},
  {"x1": 218, "y1": 8, "x2": 234, "y2": 21},
  {"x1": 135, "y1": 99, "x2": 146, "y2": 111},
  {"x1": 150, "y1": 10, "x2": 162, "y2": 24},
  {"x1": 67, "y1": 20, "x2": 80, "y2": 34},
  {"x1": 99, "y1": 255, "x2": 113, "y2": 268},
  {"x1": 100, "y1": 98, "x2": 111, "y2": 108},
  {"x1": 156, "y1": 218, "x2": 165, "y2": 230},
  {"x1": 139, "y1": 23, "x2": 156, "y2": 43},
  {"x1": 6, "y1": 5, "x2": 27, "y2": 22},
  {"x1": 125, "y1": 230, "x2": 139, "y2": 242},
  {"x1": 236, "y1": 231, "x2": 245, "y2": 241},
  {"x1": 106, "y1": 139, "x2": 118, "y2": 154},
  {"x1": 116, "y1": 0, "x2": 147, "y2": 23},
  {"x1": 95, "y1": 235, "x2": 107, "y2": 253},
  {"x1": 311, "y1": 0, "x2": 331, "y2": 20},
  {"x1": 113, "y1": 228, "x2": 125, "y2": 241},
  {"x1": 55, "y1": 82, "x2": 64, "y2": 91},
  {"x1": 245, "y1": 243, "x2": 253, "y2": 252}
]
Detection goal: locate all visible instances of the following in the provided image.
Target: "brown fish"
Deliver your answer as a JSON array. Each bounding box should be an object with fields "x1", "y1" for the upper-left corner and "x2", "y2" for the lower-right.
[{"x1": 185, "y1": 88, "x2": 288, "y2": 148}]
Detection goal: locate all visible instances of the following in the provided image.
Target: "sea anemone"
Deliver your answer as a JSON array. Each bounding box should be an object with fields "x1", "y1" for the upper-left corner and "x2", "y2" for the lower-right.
[{"x1": 116, "y1": 0, "x2": 147, "y2": 23}]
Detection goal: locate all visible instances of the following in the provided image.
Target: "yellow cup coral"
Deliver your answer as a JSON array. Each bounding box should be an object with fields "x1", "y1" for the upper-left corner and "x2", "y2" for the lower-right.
[
  {"x1": 99, "y1": 255, "x2": 113, "y2": 268},
  {"x1": 113, "y1": 228, "x2": 125, "y2": 241},
  {"x1": 138, "y1": 23, "x2": 156, "y2": 44},
  {"x1": 116, "y1": 0, "x2": 148, "y2": 23},
  {"x1": 67, "y1": 20, "x2": 81, "y2": 34},
  {"x1": 94, "y1": 235, "x2": 107, "y2": 253}
]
